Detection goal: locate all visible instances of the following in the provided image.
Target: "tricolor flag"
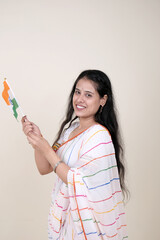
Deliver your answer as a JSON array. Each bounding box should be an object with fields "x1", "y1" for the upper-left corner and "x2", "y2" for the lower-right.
[{"x1": 2, "y1": 79, "x2": 25, "y2": 120}]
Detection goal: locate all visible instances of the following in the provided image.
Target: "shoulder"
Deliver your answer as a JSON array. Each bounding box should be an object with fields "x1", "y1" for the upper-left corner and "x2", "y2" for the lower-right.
[
  {"x1": 87, "y1": 123, "x2": 111, "y2": 138},
  {"x1": 80, "y1": 124, "x2": 114, "y2": 156},
  {"x1": 84, "y1": 124, "x2": 112, "y2": 144}
]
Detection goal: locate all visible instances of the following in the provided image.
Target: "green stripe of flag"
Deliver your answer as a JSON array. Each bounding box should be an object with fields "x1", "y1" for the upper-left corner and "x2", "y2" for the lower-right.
[{"x1": 11, "y1": 98, "x2": 19, "y2": 119}]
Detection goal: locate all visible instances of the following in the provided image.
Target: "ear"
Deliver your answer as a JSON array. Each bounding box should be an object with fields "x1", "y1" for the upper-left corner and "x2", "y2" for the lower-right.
[{"x1": 100, "y1": 94, "x2": 108, "y2": 107}]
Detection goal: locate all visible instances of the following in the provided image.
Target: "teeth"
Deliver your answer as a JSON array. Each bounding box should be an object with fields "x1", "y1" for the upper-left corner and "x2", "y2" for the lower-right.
[{"x1": 77, "y1": 105, "x2": 85, "y2": 109}]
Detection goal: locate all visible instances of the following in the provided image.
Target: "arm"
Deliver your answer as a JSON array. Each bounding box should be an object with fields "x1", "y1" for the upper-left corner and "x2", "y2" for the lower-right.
[
  {"x1": 34, "y1": 149, "x2": 53, "y2": 175},
  {"x1": 43, "y1": 146, "x2": 70, "y2": 183},
  {"x1": 27, "y1": 132, "x2": 70, "y2": 183},
  {"x1": 22, "y1": 116, "x2": 53, "y2": 175},
  {"x1": 22, "y1": 116, "x2": 70, "y2": 181}
]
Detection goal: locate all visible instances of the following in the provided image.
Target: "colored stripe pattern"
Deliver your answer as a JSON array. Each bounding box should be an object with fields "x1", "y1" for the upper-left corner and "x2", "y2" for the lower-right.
[
  {"x1": 2, "y1": 80, "x2": 19, "y2": 119},
  {"x1": 48, "y1": 123, "x2": 128, "y2": 239}
]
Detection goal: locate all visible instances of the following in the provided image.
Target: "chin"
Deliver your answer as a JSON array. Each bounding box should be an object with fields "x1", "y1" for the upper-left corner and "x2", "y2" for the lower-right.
[{"x1": 75, "y1": 113, "x2": 85, "y2": 118}]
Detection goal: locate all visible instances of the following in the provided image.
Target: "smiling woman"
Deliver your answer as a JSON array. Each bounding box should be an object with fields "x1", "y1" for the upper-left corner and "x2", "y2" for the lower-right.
[
  {"x1": 72, "y1": 78, "x2": 107, "y2": 122},
  {"x1": 22, "y1": 70, "x2": 128, "y2": 239}
]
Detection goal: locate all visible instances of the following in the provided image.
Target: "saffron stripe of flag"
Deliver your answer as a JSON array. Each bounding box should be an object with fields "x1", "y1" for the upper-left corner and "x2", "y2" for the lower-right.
[{"x1": 2, "y1": 80, "x2": 10, "y2": 105}]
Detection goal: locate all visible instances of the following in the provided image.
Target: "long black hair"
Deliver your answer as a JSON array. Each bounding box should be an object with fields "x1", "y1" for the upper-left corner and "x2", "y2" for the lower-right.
[{"x1": 54, "y1": 70, "x2": 128, "y2": 199}]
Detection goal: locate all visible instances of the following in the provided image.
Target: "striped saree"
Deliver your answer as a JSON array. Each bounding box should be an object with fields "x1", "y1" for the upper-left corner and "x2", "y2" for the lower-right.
[{"x1": 48, "y1": 123, "x2": 128, "y2": 240}]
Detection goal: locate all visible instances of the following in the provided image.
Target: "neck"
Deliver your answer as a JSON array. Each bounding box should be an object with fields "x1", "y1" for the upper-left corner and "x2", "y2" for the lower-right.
[{"x1": 78, "y1": 117, "x2": 96, "y2": 130}]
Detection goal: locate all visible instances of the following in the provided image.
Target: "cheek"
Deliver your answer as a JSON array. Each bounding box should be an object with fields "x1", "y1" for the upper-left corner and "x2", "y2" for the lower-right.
[
  {"x1": 92, "y1": 98, "x2": 101, "y2": 106},
  {"x1": 72, "y1": 95, "x2": 77, "y2": 107},
  {"x1": 94, "y1": 100, "x2": 101, "y2": 111},
  {"x1": 89, "y1": 100, "x2": 100, "y2": 112},
  {"x1": 93, "y1": 105, "x2": 100, "y2": 113}
]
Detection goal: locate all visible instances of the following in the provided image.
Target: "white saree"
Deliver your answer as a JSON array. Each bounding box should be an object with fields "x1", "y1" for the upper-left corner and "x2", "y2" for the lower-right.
[{"x1": 48, "y1": 122, "x2": 128, "y2": 240}]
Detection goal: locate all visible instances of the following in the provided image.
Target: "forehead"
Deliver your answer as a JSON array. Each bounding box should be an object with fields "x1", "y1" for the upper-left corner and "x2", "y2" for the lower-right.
[{"x1": 76, "y1": 78, "x2": 97, "y2": 92}]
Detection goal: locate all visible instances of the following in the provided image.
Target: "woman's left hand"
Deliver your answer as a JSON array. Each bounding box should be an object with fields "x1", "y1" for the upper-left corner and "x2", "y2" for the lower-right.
[{"x1": 27, "y1": 132, "x2": 52, "y2": 157}]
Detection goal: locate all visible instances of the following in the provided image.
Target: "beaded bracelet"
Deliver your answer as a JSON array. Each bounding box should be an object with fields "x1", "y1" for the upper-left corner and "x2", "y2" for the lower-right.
[{"x1": 54, "y1": 160, "x2": 63, "y2": 173}]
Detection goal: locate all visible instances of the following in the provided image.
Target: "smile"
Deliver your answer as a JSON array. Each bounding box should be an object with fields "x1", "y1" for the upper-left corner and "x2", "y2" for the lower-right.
[{"x1": 76, "y1": 105, "x2": 86, "y2": 110}]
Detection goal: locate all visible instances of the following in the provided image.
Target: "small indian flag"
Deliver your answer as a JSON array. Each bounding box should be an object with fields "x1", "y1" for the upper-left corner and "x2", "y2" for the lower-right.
[{"x1": 2, "y1": 79, "x2": 25, "y2": 120}]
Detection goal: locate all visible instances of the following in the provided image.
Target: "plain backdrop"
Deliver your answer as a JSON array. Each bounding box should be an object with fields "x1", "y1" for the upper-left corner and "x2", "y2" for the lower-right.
[{"x1": 0, "y1": 0, "x2": 160, "y2": 239}]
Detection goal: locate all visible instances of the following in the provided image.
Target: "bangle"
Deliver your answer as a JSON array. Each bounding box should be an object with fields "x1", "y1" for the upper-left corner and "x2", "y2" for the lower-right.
[{"x1": 54, "y1": 160, "x2": 63, "y2": 173}]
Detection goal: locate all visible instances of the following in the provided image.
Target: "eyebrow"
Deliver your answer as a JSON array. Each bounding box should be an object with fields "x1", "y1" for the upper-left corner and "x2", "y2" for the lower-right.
[{"x1": 75, "y1": 88, "x2": 94, "y2": 94}]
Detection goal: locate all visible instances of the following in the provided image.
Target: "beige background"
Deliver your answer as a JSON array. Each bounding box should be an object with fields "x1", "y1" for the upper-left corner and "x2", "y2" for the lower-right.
[{"x1": 0, "y1": 0, "x2": 160, "y2": 239}]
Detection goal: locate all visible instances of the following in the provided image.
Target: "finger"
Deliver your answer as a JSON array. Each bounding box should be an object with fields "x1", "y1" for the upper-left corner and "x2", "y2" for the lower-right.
[
  {"x1": 32, "y1": 131, "x2": 41, "y2": 136},
  {"x1": 31, "y1": 125, "x2": 42, "y2": 136},
  {"x1": 25, "y1": 128, "x2": 33, "y2": 135},
  {"x1": 22, "y1": 122, "x2": 34, "y2": 134},
  {"x1": 23, "y1": 124, "x2": 33, "y2": 134},
  {"x1": 21, "y1": 115, "x2": 27, "y2": 123},
  {"x1": 23, "y1": 121, "x2": 33, "y2": 128},
  {"x1": 30, "y1": 122, "x2": 39, "y2": 130},
  {"x1": 23, "y1": 121, "x2": 39, "y2": 134},
  {"x1": 28, "y1": 131, "x2": 40, "y2": 140},
  {"x1": 22, "y1": 120, "x2": 32, "y2": 132},
  {"x1": 23, "y1": 122, "x2": 32, "y2": 130}
]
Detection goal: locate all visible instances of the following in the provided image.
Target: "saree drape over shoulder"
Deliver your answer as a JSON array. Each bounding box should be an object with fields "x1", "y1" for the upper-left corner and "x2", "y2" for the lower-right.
[{"x1": 48, "y1": 123, "x2": 128, "y2": 240}]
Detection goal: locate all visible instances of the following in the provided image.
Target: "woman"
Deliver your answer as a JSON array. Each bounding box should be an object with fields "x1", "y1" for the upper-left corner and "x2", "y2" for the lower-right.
[{"x1": 22, "y1": 70, "x2": 128, "y2": 239}]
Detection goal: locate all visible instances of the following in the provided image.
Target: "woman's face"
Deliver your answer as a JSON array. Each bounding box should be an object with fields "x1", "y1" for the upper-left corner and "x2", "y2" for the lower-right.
[{"x1": 72, "y1": 78, "x2": 106, "y2": 121}]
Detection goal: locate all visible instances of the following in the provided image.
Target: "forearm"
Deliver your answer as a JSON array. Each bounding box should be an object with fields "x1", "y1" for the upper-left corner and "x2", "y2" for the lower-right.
[
  {"x1": 24, "y1": 126, "x2": 69, "y2": 181},
  {"x1": 45, "y1": 150, "x2": 70, "y2": 184},
  {"x1": 34, "y1": 149, "x2": 53, "y2": 175}
]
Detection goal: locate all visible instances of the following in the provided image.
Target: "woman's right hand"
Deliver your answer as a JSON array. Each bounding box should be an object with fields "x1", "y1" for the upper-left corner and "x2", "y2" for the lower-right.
[{"x1": 21, "y1": 116, "x2": 42, "y2": 137}]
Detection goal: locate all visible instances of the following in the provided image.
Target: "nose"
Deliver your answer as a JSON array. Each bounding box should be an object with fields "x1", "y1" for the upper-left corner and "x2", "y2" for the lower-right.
[{"x1": 77, "y1": 93, "x2": 85, "y2": 103}]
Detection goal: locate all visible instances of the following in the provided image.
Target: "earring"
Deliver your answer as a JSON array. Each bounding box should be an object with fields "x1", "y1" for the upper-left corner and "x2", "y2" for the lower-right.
[{"x1": 100, "y1": 105, "x2": 103, "y2": 113}]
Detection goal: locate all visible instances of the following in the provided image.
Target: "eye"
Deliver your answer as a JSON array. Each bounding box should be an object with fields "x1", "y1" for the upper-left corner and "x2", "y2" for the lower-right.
[
  {"x1": 85, "y1": 93, "x2": 92, "y2": 97},
  {"x1": 74, "y1": 89, "x2": 80, "y2": 95}
]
